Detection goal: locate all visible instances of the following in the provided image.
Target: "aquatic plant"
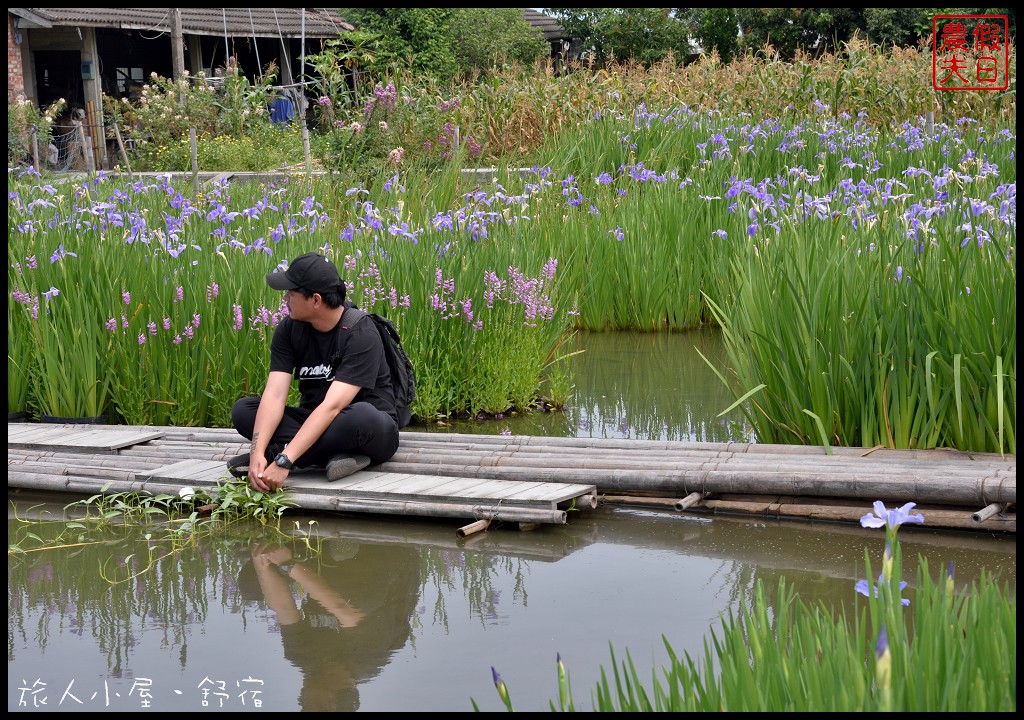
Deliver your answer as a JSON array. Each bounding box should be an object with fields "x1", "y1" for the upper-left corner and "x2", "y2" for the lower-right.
[{"x1": 477, "y1": 500, "x2": 1016, "y2": 711}]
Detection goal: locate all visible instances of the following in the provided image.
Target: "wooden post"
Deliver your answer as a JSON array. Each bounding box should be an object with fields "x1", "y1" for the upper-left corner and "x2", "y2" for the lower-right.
[
  {"x1": 75, "y1": 120, "x2": 95, "y2": 175},
  {"x1": 190, "y1": 127, "x2": 199, "y2": 195},
  {"x1": 30, "y1": 129, "x2": 40, "y2": 170},
  {"x1": 926, "y1": 111, "x2": 935, "y2": 135},
  {"x1": 86, "y1": 100, "x2": 103, "y2": 169},
  {"x1": 112, "y1": 122, "x2": 133, "y2": 178},
  {"x1": 171, "y1": 8, "x2": 186, "y2": 107}
]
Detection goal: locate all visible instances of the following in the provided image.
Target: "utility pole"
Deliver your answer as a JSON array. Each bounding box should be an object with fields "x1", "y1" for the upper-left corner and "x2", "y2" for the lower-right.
[
  {"x1": 170, "y1": 9, "x2": 185, "y2": 83},
  {"x1": 300, "y1": 8, "x2": 311, "y2": 179}
]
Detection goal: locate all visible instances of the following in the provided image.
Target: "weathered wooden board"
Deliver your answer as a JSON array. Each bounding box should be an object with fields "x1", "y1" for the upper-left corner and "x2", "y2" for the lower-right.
[
  {"x1": 137, "y1": 458, "x2": 596, "y2": 515},
  {"x1": 8, "y1": 425, "x2": 164, "y2": 453}
]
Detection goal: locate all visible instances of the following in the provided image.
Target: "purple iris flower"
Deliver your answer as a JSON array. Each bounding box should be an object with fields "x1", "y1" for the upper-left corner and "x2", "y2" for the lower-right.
[{"x1": 860, "y1": 501, "x2": 925, "y2": 530}]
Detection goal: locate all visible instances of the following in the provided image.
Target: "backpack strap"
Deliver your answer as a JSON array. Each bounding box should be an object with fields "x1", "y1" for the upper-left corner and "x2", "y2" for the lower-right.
[
  {"x1": 340, "y1": 304, "x2": 366, "y2": 331},
  {"x1": 330, "y1": 305, "x2": 366, "y2": 368}
]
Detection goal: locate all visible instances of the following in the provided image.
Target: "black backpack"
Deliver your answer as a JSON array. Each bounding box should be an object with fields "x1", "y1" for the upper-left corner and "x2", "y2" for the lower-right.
[{"x1": 340, "y1": 304, "x2": 417, "y2": 428}]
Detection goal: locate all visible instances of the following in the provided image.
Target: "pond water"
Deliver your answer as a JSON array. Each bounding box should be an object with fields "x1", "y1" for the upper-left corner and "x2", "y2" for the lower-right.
[
  {"x1": 7, "y1": 496, "x2": 1016, "y2": 712},
  {"x1": 409, "y1": 328, "x2": 755, "y2": 442},
  {"x1": 7, "y1": 330, "x2": 1016, "y2": 712}
]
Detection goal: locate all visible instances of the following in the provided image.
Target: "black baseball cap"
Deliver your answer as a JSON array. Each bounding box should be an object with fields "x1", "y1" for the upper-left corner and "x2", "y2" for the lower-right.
[{"x1": 266, "y1": 253, "x2": 343, "y2": 294}]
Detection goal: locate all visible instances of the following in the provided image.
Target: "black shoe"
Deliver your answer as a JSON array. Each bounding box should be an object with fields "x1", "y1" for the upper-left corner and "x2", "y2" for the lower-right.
[
  {"x1": 326, "y1": 454, "x2": 371, "y2": 482},
  {"x1": 226, "y1": 443, "x2": 283, "y2": 478},
  {"x1": 226, "y1": 453, "x2": 250, "y2": 478}
]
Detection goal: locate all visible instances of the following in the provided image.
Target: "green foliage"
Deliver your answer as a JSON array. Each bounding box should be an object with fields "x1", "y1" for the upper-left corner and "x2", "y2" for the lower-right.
[
  {"x1": 131, "y1": 123, "x2": 305, "y2": 172},
  {"x1": 546, "y1": 8, "x2": 694, "y2": 65},
  {"x1": 735, "y1": 8, "x2": 1016, "y2": 60},
  {"x1": 485, "y1": 511, "x2": 1017, "y2": 711},
  {"x1": 211, "y1": 476, "x2": 297, "y2": 525},
  {"x1": 449, "y1": 8, "x2": 549, "y2": 77},
  {"x1": 104, "y1": 57, "x2": 281, "y2": 167},
  {"x1": 341, "y1": 8, "x2": 459, "y2": 80},
  {"x1": 695, "y1": 8, "x2": 740, "y2": 64},
  {"x1": 862, "y1": 8, "x2": 934, "y2": 47},
  {"x1": 305, "y1": 34, "x2": 383, "y2": 127},
  {"x1": 8, "y1": 479, "x2": 297, "y2": 567},
  {"x1": 8, "y1": 97, "x2": 66, "y2": 168},
  {"x1": 309, "y1": 81, "x2": 409, "y2": 181}
]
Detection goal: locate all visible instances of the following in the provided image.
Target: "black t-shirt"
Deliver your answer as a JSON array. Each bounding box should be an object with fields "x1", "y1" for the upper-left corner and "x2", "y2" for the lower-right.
[{"x1": 269, "y1": 314, "x2": 397, "y2": 421}]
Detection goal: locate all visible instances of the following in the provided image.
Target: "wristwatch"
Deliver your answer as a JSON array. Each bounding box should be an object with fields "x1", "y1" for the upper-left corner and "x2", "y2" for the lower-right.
[{"x1": 273, "y1": 452, "x2": 294, "y2": 471}]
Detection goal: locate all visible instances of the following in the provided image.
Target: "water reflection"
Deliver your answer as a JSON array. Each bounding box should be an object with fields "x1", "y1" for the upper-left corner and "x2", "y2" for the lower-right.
[
  {"x1": 8, "y1": 495, "x2": 1015, "y2": 712},
  {"x1": 238, "y1": 540, "x2": 419, "y2": 711},
  {"x1": 411, "y1": 329, "x2": 754, "y2": 441}
]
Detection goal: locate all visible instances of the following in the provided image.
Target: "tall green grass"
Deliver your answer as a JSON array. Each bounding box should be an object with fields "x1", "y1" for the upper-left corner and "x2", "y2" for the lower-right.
[
  {"x1": 7, "y1": 103, "x2": 1016, "y2": 451},
  {"x1": 6, "y1": 169, "x2": 572, "y2": 426},
  {"x1": 479, "y1": 504, "x2": 1016, "y2": 712}
]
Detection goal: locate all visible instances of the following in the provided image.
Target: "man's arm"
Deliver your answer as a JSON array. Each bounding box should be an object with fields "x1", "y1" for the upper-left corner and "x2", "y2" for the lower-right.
[
  {"x1": 252, "y1": 544, "x2": 365, "y2": 628},
  {"x1": 248, "y1": 371, "x2": 292, "y2": 492},
  {"x1": 256, "y1": 379, "x2": 362, "y2": 492},
  {"x1": 251, "y1": 543, "x2": 301, "y2": 625}
]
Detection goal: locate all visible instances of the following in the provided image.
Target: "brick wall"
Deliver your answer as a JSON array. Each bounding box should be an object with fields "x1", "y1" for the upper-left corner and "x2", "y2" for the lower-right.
[{"x1": 8, "y1": 13, "x2": 26, "y2": 104}]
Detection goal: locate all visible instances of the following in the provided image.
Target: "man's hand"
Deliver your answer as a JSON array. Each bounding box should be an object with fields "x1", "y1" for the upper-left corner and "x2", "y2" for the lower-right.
[
  {"x1": 250, "y1": 455, "x2": 288, "y2": 492},
  {"x1": 251, "y1": 542, "x2": 293, "y2": 566}
]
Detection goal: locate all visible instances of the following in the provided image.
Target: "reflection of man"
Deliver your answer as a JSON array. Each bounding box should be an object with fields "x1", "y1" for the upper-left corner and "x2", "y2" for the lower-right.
[{"x1": 239, "y1": 540, "x2": 420, "y2": 711}]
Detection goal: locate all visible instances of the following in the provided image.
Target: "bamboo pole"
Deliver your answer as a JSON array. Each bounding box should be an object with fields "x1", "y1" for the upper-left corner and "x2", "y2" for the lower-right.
[
  {"x1": 376, "y1": 461, "x2": 1015, "y2": 505},
  {"x1": 972, "y1": 502, "x2": 1006, "y2": 523},
  {"x1": 397, "y1": 432, "x2": 1003, "y2": 461},
  {"x1": 384, "y1": 449, "x2": 1007, "y2": 476},
  {"x1": 294, "y1": 495, "x2": 567, "y2": 524},
  {"x1": 676, "y1": 491, "x2": 705, "y2": 511},
  {"x1": 701, "y1": 497, "x2": 1015, "y2": 532},
  {"x1": 190, "y1": 128, "x2": 199, "y2": 196},
  {"x1": 86, "y1": 100, "x2": 103, "y2": 169},
  {"x1": 457, "y1": 519, "x2": 491, "y2": 538},
  {"x1": 602, "y1": 495, "x2": 680, "y2": 508}
]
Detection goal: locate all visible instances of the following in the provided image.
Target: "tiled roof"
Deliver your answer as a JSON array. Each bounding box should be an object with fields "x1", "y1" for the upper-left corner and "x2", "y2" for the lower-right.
[
  {"x1": 521, "y1": 8, "x2": 570, "y2": 42},
  {"x1": 22, "y1": 8, "x2": 353, "y2": 38}
]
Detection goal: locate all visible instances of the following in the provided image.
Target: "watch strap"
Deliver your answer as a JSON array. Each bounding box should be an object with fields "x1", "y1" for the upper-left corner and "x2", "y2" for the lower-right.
[{"x1": 274, "y1": 452, "x2": 294, "y2": 470}]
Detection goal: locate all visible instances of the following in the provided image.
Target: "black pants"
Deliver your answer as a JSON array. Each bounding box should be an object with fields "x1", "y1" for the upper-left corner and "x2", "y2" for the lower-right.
[{"x1": 230, "y1": 397, "x2": 400, "y2": 468}]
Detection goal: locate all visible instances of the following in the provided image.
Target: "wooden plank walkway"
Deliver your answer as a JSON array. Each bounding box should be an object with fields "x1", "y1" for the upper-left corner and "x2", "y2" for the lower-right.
[
  {"x1": 7, "y1": 423, "x2": 596, "y2": 529},
  {"x1": 6, "y1": 422, "x2": 1016, "y2": 533}
]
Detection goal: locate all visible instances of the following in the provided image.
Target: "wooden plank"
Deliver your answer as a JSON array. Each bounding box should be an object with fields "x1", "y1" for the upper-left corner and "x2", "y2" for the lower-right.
[
  {"x1": 369, "y1": 476, "x2": 485, "y2": 499},
  {"x1": 6, "y1": 425, "x2": 41, "y2": 440},
  {"x1": 8, "y1": 426, "x2": 163, "y2": 452},
  {"x1": 504, "y1": 483, "x2": 595, "y2": 503},
  {"x1": 449, "y1": 480, "x2": 551, "y2": 501},
  {"x1": 319, "y1": 472, "x2": 424, "y2": 492},
  {"x1": 139, "y1": 459, "x2": 225, "y2": 483},
  {"x1": 344, "y1": 474, "x2": 477, "y2": 496}
]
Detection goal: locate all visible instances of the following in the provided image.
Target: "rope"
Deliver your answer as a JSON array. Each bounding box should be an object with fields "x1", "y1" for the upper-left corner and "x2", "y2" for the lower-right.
[
  {"x1": 248, "y1": 9, "x2": 261, "y2": 71},
  {"x1": 272, "y1": 9, "x2": 294, "y2": 83},
  {"x1": 480, "y1": 498, "x2": 505, "y2": 522},
  {"x1": 136, "y1": 10, "x2": 171, "y2": 39}
]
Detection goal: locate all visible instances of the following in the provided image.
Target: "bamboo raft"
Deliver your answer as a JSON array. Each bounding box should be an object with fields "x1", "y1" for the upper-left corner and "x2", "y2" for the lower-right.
[{"x1": 6, "y1": 422, "x2": 1017, "y2": 534}]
